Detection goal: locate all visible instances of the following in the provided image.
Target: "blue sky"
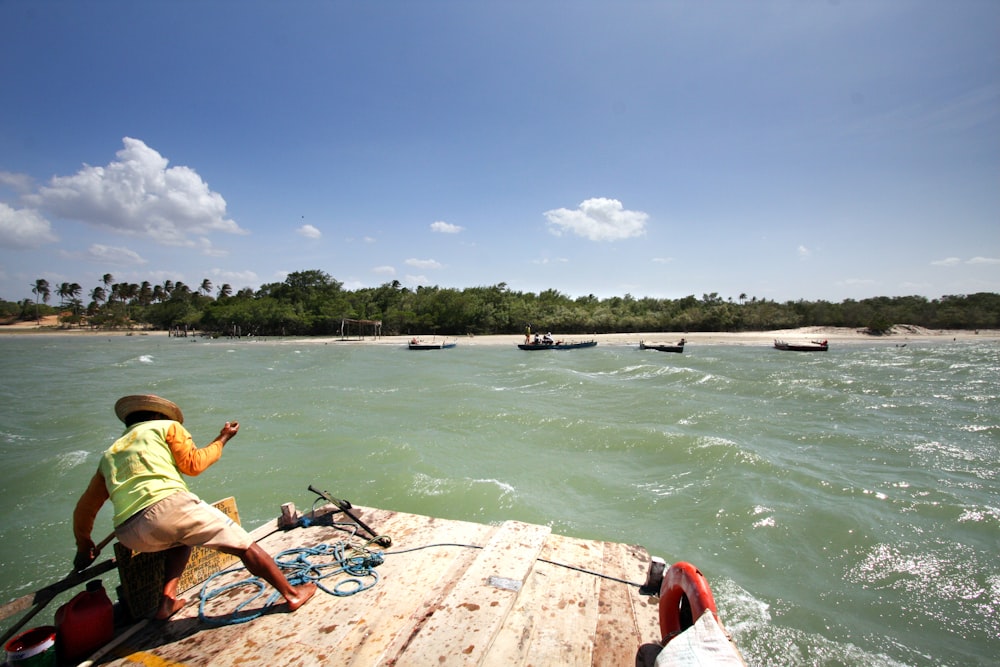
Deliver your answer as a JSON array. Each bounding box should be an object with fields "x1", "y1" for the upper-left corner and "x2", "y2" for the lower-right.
[{"x1": 1, "y1": 1, "x2": 997, "y2": 305}]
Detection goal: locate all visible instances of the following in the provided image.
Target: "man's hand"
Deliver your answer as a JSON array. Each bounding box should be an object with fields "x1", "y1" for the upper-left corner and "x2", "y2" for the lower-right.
[
  {"x1": 74, "y1": 541, "x2": 97, "y2": 572},
  {"x1": 218, "y1": 420, "x2": 240, "y2": 445}
]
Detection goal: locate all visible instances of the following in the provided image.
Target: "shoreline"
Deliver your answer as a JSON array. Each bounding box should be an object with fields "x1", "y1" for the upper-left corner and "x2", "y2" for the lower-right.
[{"x1": 2, "y1": 319, "x2": 997, "y2": 347}]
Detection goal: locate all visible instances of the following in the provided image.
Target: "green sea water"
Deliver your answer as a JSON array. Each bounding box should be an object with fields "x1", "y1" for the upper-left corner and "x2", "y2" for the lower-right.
[{"x1": 1, "y1": 335, "x2": 997, "y2": 666}]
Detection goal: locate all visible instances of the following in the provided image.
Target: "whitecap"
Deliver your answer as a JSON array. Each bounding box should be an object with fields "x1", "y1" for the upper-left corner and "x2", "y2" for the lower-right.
[
  {"x1": 55, "y1": 450, "x2": 90, "y2": 472},
  {"x1": 957, "y1": 505, "x2": 1000, "y2": 524},
  {"x1": 471, "y1": 477, "x2": 516, "y2": 497},
  {"x1": 411, "y1": 472, "x2": 449, "y2": 496}
]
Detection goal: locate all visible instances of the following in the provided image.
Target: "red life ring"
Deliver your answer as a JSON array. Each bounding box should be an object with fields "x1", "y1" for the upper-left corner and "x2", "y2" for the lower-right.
[{"x1": 658, "y1": 561, "x2": 720, "y2": 644}]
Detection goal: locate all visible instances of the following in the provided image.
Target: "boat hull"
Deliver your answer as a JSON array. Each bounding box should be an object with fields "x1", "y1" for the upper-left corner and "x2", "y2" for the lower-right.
[
  {"x1": 639, "y1": 342, "x2": 684, "y2": 353},
  {"x1": 517, "y1": 340, "x2": 597, "y2": 350},
  {"x1": 773, "y1": 340, "x2": 828, "y2": 352}
]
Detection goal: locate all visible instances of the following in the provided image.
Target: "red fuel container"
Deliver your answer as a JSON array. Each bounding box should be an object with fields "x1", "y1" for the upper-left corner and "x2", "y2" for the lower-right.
[{"x1": 54, "y1": 580, "x2": 114, "y2": 663}]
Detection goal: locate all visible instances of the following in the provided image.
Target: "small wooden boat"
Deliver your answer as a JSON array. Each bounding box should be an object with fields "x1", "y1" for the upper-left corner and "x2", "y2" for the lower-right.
[
  {"x1": 517, "y1": 339, "x2": 597, "y2": 350},
  {"x1": 639, "y1": 339, "x2": 685, "y2": 353},
  {"x1": 774, "y1": 339, "x2": 828, "y2": 352},
  {"x1": 408, "y1": 338, "x2": 457, "y2": 350},
  {"x1": 1, "y1": 489, "x2": 745, "y2": 666}
]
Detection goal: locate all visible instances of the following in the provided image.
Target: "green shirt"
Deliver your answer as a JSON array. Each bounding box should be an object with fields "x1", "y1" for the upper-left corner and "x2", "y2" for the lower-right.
[{"x1": 100, "y1": 420, "x2": 191, "y2": 526}]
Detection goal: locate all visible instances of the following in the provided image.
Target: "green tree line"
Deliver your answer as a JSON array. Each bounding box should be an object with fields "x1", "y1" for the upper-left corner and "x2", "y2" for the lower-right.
[{"x1": 4, "y1": 270, "x2": 999, "y2": 336}]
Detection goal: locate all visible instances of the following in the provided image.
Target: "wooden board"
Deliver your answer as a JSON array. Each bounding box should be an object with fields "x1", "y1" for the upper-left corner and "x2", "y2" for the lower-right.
[
  {"x1": 95, "y1": 505, "x2": 684, "y2": 667},
  {"x1": 393, "y1": 520, "x2": 551, "y2": 665},
  {"x1": 488, "y1": 532, "x2": 605, "y2": 665}
]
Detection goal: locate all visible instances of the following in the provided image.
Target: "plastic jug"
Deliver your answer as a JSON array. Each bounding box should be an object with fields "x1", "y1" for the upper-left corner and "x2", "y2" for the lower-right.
[{"x1": 54, "y1": 579, "x2": 114, "y2": 663}]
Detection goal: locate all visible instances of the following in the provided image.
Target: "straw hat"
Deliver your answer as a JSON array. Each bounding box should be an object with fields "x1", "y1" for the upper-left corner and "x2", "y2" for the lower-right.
[{"x1": 114, "y1": 394, "x2": 184, "y2": 424}]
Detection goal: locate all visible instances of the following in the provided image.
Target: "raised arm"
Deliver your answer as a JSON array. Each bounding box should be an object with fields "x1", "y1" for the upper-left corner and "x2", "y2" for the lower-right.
[{"x1": 166, "y1": 421, "x2": 239, "y2": 476}]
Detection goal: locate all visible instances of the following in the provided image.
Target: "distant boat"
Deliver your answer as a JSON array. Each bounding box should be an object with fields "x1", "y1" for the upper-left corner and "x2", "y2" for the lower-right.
[
  {"x1": 408, "y1": 338, "x2": 457, "y2": 350},
  {"x1": 639, "y1": 338, "x2": 685, "y2": 353},
  {"x1": 774, "y1": 339, "x2": 828, "y2": 352},
  {"x1": 517, "y1": 339, "x2": 597, "y2": 351}
]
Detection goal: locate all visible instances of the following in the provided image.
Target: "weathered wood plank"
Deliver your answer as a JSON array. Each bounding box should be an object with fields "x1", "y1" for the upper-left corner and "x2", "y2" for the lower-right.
[
  {"x1": 96, "y1": 507, "x2": 672, "y2": 667},
  {"x1": 393, "y1": 520, "x2": 551, "y2": 666},
  {"x1": 488, "y1": 532, "x2": 605, "y2": 665},
  {"x1": 592, "y1": 541, "x2": 660, "y2": 667},
  {"x1": 294, "y1": 508, "x2": 495, "y2": 666},
  {"x1": 622, "y1": 543, "x2": 662, "y2": 648}
]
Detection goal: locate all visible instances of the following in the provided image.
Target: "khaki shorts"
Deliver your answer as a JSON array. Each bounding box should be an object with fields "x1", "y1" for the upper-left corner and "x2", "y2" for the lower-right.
[{"x1": 115, "y1": 491, "x2": 253, "y2": 553}]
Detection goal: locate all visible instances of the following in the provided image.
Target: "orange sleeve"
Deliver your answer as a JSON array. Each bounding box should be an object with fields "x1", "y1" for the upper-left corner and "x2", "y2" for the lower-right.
[
  {"x1": 166, "y1": 422, "x2": 224, "y2": 476},
  {"x1": 73, "y1": 470, "x2": 109, "y2": 550}
]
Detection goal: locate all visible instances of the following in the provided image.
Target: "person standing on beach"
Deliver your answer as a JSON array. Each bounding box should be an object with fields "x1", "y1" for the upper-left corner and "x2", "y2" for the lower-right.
[{"x1": 72, "y1": 394, "x2": 316, "y2": 619}]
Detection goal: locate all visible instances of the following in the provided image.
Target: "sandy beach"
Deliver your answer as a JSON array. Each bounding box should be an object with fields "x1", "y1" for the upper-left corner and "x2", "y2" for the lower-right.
[{"x1": 3, "y1": 316, "x2": 997, "y2": 347}]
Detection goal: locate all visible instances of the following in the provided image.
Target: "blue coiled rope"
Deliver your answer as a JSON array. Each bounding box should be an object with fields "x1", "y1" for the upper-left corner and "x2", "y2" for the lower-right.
[{"x1": 198, "y1": 541, "x2": 384, "y2": 625}]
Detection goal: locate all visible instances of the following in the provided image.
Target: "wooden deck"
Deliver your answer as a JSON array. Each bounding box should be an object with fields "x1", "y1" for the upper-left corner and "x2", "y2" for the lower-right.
[{"x1": 91, "y1": 504, "x2": 663, "y2": 666}]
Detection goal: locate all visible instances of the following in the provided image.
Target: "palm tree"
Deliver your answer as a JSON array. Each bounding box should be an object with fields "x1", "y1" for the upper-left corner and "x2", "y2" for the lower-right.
[
  {"x1": 53, "y1": 282, "x2": 82, "y2": 324},
  {"x1": 90, "y1": 286, "x2": 107, "y2": 305},
  {"x1": 137, "y1": 281, "x2": 153, "y2": 307},
  {"x1": 200, "y1": 279, "x2": 213, "y2": 297},
  {"x1": 57, "y1": 282, "x2": 73, "y2": 308},
  {"x1": 31, "y1": 278, "x2": 50, "y2": 323},
  {"x1": 217, "y1": 283, "x2": 233, "y2": 299}
]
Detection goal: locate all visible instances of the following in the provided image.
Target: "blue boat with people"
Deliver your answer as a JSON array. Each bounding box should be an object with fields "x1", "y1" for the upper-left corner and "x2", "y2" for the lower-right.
[
  {"x1": 517, "y1": 339, "x2": 597, "y2": 350},
  {"x1": 518, "y1": 331, "x2": 597, "y2": 350}
]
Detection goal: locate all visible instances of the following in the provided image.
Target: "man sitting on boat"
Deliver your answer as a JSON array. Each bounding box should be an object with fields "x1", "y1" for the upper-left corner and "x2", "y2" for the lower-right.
[{"x1": 72, "y1": 394, "x2": 316, "y2": 620}]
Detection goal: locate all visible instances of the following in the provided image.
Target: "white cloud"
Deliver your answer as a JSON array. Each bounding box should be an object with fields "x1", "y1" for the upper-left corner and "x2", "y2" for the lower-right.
[
  {"x1": 298, "y1": 224, "x2": 322, "y2": 239},
  {"x1": 373, "y1": 265, "x2": 396, "y2": 275},
  {"x1": 798, "y1": 245, "x2": 811, "y2": 259},
  {"x1": 0, "y1": 203, "x2": 58, "y2": 248},
  {"x1": 210, "y1": 269, "x2": 258, "y2": 285},
  {"x1": 83, "y1": 244, "x2": 147, "y2": 265},
  {"x1": 967, "y1": 256, "x2": 1000, "y2": 265},
  {"x1": 194, "y1": 237, "x2": 229, "y2": 257},
  {"x1": 24, "y1": 137, "x2": 246, "y2": 246},
  {"x1": 652, "y1": 257, "x2": 673, "y2": 264},
  {"x1": 543, "y1": 197, "x2": 648, "y2": 241},
  {"x1": 931, "y1": 257, "x2": 962, "y2": 266},
  {"x1": 405, "y1": 258, "x2": 443, "y2": 270},
  {"x1": 0, "y1": 171, "x2": 34, "y2": 192},
  {"x1": 430, "y1": 221, "x2": 463, "y2": 234},
  {"x1": 405, "y1": 274, "x2": 430, "y2": 285}
]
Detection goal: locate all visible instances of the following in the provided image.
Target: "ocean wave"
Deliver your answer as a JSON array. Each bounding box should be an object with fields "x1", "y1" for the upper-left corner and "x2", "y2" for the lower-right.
[{"x1": 54, "y1": 450, "x2": 90, "y2": 472}]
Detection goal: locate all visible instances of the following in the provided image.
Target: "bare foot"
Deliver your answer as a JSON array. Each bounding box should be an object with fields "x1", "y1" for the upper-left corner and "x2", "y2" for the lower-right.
[
  {"x1": 285, "y1": 582, "x2": 317, "y2": 612},
  {"x1": 155, "y1": 595, "x2": 187, "y2": 620}
]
